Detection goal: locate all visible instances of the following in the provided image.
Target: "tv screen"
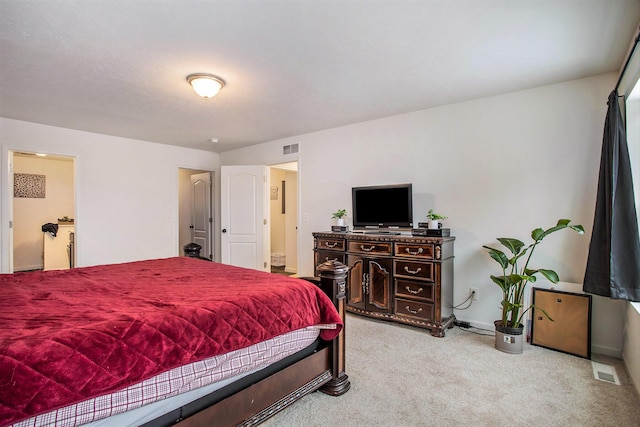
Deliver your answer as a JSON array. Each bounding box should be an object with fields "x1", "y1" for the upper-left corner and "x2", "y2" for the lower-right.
[{"x1": 352, "y1": 184, "x2": 413, "y2": 228}]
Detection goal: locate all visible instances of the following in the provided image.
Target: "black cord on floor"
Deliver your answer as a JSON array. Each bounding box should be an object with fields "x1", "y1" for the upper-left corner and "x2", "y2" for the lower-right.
[{"x1": 455, "y1": 324, "x2": 495, "y2": 336}]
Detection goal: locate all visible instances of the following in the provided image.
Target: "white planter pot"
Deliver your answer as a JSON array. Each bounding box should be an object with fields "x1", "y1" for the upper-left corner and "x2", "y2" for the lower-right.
[
  {"x1": 335, "y1": 218, "x2": 345, "y2": 226},
  {"x1": 428, "y1": 220, "x2": 439, "y2": 229},
  {"x1": 494, "y1": 321, "x2": 524, "y2": 354}
]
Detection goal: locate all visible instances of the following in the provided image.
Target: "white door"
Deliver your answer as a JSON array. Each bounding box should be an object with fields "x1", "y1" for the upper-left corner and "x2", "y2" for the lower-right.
[
  {"x1": 191, "y1": 172, "x2": 213, "y2": 259},
  {"x1": 221, "y1": 165, "x2": 267, "y2": 270}
]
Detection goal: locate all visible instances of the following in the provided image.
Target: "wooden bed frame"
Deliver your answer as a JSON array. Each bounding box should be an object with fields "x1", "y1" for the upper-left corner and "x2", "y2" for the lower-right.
[{"x1": 169, "y1": 260, "x2": 350, "y2": 427}]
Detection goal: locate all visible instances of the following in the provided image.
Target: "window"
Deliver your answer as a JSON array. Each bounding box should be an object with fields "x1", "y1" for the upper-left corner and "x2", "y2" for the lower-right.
[{"x1": 625, "y1": 49, "x2": 639, "y2": 311}]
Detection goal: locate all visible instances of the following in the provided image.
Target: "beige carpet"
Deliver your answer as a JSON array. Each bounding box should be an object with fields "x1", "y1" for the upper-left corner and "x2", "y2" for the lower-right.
[{"x1": 262, "y1": 314, "x2": 640, "y2": 427}]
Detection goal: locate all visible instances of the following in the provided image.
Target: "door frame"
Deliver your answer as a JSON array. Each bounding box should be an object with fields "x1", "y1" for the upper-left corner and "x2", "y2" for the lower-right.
[
  {"x1": 218, "y1": 158, "x2": 301, "y2": 274},
  {"x1": 190, "y1": 171, "x2": 213, "y2": 260},
  {"x1": 268, "y1": 161, "x2": 299, "y2": 274},
  {"x1": 5, "y1": 150, "x2": 77, "y2": 273},
  {"x1": 177, "y1": 167, "x2": 215, "y2": 261}
]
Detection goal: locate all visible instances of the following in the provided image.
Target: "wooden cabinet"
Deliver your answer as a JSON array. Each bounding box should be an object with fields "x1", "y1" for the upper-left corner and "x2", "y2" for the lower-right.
[
  {"x1": 313, "y1": 232, "x2": 455, "y2": 337},
  {"x1": 347, "y1": 254, "x2": 393, "y2": 313},
  {"x1": 44, "y1": 225, "x2": 75, "y2": 271}
]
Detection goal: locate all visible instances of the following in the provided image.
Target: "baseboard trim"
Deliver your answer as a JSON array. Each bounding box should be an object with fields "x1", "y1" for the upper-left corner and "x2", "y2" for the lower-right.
[
  {"x1": 592, "y1": 344, "x2": 622, "y2": 358},
  {"x1": 14, "y1": 264, "x2": 43, "y2": 272},
  {"x1": 468, "y1": 321, "x2": 495, "y2": 332},
  {"x1": 464, "y1": 321, "x2": 622, "y2": 358}
]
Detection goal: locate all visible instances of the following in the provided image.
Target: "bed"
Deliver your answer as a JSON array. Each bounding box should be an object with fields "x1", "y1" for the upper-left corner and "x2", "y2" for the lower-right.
[{"x1": 0, "y1": 257, "x2": 349, "y2": 427}]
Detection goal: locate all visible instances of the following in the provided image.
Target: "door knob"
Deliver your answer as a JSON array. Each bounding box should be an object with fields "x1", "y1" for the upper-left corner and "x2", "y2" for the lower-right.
[{"x1": 222, "y1": 228, "x2": 227, "y2": 233}]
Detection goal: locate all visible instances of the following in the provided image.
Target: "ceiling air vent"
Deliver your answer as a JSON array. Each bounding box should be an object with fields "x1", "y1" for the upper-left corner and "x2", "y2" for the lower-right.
[{"x1": 283, "y1": 143, "x2": 299, "y2": 155}]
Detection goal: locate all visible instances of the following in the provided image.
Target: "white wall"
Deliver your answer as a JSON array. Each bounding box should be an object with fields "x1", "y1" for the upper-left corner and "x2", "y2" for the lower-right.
[
  {"x1": 222, "y1": 73, "x2": 627, "y2": 354},
  {"x1": 1, "y1": 118, "x2": 219, "y2": 270},
  {"x1": 623, "y1": 304, "x2": 640, "y2": 394},
  {"x1": 2, "y1": 73, "x2": 629, "y2": 358}
]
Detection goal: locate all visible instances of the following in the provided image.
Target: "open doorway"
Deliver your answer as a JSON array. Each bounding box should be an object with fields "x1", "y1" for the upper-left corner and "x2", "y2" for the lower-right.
[
  {"x1": 269, "y1": 162, "x2": 298, "y2": 276},
  {"x1": 178, "y1": 168, "x2": 214, "y2": 260},
  {"x1": 11, "y1": 151, "x2": 75, "y2": 272}
]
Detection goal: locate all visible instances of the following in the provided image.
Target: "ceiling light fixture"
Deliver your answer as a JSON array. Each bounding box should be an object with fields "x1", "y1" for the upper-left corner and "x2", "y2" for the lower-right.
[{"x1": 186, "y1": 73, "x2": 225, "y2": 99}]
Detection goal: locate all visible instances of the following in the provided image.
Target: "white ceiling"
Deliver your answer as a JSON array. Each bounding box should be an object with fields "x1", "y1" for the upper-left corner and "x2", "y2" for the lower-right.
[{"x1": 1, "y1": 1, "x2": 639, "y2": 153}]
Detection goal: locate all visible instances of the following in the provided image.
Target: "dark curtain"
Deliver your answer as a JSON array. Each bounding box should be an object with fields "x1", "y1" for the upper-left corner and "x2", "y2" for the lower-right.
[{"x1": 583, "y1": 90, "x2": 640, "y2": 301}]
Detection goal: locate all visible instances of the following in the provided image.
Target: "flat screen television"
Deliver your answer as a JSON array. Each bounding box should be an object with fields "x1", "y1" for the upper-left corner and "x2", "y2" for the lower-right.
[{"x1": 352, "y1": 184, "x2": 413, "y2": 229}]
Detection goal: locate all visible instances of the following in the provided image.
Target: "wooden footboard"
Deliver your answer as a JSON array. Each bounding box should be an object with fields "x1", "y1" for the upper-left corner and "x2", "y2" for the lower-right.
[
  {"x1": 174, "y1": 260, "x2": 350, "y2": 427},
  {"x1": 177, "y1": 348, "x2": 333, "y2": 426},
  {"x1": 315, "y1": 260, "x2": 350, "y2": 397}
]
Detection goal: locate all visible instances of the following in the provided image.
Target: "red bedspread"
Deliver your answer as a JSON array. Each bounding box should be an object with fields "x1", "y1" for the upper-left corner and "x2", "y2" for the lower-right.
[{"x1": 0, "y1": 257, "x2": 342, "y2": 426}]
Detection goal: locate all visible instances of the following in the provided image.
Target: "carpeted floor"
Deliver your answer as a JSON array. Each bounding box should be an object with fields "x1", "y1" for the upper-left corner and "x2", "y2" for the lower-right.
[
  {"x1": 270, "y1": 266, "x2": 295, "y2": 276},
  {"x1": 262, "y1": 314, "x2": 640, "y2": 427}
]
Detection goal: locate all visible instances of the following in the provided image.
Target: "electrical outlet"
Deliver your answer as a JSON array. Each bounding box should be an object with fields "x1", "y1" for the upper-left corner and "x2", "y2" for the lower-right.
[{"x1": 470, "y1": 287, "x2": 479, "y2": 301}]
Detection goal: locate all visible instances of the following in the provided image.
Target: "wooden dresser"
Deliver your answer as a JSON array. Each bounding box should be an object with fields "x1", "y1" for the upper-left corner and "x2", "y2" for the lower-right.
[{"x1": 313, "y1": 231, "x2": 455, "y2": 337}]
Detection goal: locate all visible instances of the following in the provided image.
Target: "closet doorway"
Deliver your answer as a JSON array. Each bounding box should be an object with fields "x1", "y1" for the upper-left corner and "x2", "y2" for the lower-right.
[
  {"x1": 11, "y1": 151, "x2": 76, "y2": 272},
  {"x1": 178, "y1": 168, "x2": 214, "y2": 260},
  {"x1": 269, "y1": 162, "x2": 298, "y2": 276}
]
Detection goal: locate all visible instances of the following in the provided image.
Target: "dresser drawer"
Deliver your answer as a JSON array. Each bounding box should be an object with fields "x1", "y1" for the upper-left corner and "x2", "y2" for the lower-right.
[
  {"x1": 395, "y1": 298, "x2": 435, "y2": 321},
  {"x1": 394, "y1": 260, "x2": 434, "y2": 281},
  {"x1": 316, "y1": 238, "x2": 345, "y2": 251},
  {"x1": 395, "y1": 279, "x2": 434, "y2": 302},
  {"x1": 395, "y1": 242, "x2": 435, "y2": 259},
  {"x1": 316, "y1": 250, "x2": 345, "y2": 266},
  {"x1": 348, "y1": 241, "x2": 392, "y2": 255}
]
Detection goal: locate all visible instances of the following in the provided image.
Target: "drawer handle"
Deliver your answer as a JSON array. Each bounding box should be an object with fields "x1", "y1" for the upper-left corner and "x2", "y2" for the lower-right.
[
  {"x1": 405, "y1": 247, "x2": 424, "y2": 256},
  {"x1": 404, "y1": 266, "x2": 422, "y2": 275},
  {"x1": 405, "y1": 286, "x2": 423, "y2": 295},
  {"x1": 324, "y1": 242, "x2": 337, "y2": 248},
  {"x1": 405, "y1": 306, "x2": 423, "y2": 315},
  {"x1": 360, "y1": 245, "x2": 375, "y2": 252}
]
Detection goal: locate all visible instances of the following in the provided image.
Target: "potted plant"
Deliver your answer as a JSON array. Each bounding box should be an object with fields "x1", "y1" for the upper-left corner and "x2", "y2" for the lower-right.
[
  {"x1": 332, "y1": 209, "x2": 347, "y2": 226},
  {"x1": 426, "y1": 209, "x2": 447, "y2": 229},
  {"x1": 483, "y1": 219, "x2": 584, "y2": 354}
]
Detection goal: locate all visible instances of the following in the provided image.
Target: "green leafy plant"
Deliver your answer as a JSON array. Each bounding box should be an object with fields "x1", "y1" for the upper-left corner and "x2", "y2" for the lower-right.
[
  {"x1": 331, "y1": 209, "x2": 347, "y2": 219},
  {"x1": 483, "y1": 219, "x2": 584, "y2": 328},
  {"x1": 426, "y1": 209, "x2": 447, "y2": 221}
]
